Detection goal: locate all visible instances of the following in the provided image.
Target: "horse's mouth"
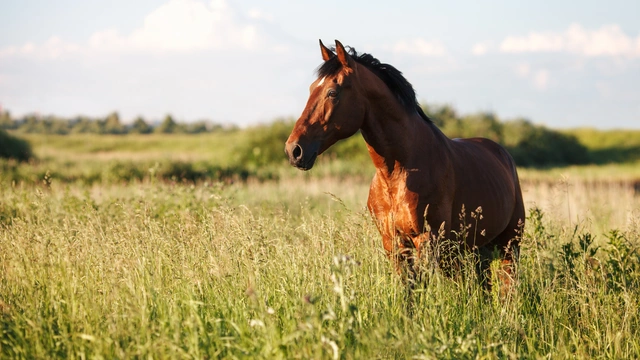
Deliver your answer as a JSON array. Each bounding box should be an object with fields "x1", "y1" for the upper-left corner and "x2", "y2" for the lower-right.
[{"x1": 294, "y1": 152, "x2": 318, "y2": 171}]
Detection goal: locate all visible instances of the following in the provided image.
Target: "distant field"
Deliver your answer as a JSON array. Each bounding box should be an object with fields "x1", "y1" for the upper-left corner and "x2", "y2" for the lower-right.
[
  {"x1": 1, "y1": 132, "x2": 640, "y2": 358},
  {"x1": 19, "y1": 133, "x2": 239, "y2": 164}
]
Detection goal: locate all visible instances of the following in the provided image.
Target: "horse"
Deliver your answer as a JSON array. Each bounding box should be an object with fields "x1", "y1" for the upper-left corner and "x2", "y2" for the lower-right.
[{"x1": 285, "y1": 40, "x2": 525, "y2": 286}]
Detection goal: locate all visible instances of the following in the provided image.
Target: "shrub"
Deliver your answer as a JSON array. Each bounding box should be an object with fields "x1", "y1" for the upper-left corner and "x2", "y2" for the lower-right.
[
  {"x1": 0, "y1": 129, "x2": 33, "y2": 162},
  {"x1": 234, "y1": 119, "x2": 294, "y2": 168},
  {"x1": 130, "y1": 117, "x2": 153, "y2": 134},
  {"x1": 324, "y1": 133, "x2": 369, "y2": 163},
  {"x1": 503, "y1": 119, "x2": 590, "y2": 167}
]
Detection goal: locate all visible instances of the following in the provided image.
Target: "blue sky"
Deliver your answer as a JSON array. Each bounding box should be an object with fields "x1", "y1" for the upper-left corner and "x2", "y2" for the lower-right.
[{"x1": 1, "y1": 0, "x2": 639, "y2": 129}]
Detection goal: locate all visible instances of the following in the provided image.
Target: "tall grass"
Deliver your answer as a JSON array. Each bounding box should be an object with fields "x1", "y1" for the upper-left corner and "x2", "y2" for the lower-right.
[{"x1": 1, "y1": 178, "x2": 639, "y2": 358}]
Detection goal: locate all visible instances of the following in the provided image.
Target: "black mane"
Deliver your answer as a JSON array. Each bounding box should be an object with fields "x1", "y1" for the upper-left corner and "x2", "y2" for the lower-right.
[{"x1": 317, "y1": 46, "x2": 431, "y2": 123}]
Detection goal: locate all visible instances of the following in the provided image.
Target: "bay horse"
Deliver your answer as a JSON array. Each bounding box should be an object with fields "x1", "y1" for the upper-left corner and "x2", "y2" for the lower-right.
[{"x1": 285, "y1": 40, "x2": 525, "y2": 285}]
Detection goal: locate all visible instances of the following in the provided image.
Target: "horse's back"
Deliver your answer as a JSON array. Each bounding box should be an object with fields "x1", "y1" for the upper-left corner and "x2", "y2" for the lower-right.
[
  {"x1": 452, "y1": 137, "x2": 514, "y2": 167},
  {"x1": 450, "y1": 137, "x2": 518, "y2": 184}
]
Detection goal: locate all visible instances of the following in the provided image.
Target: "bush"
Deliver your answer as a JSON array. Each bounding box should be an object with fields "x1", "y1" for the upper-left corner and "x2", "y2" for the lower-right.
[
  {"x1": 0, "y1": 129, "x2": 33, "y2": 162},
  {"x1": 503, "y1": 119, "x2": 590, "y2": 167},
  {"x1": 324, "y1": 133, "x2": 370, "y2": 163},
  {"x1": 424, "y1": 105, "x2": 591, "y2": 168},
  {"x1": 234, "y1": 119, "x2": 294, "y2": 168},
  {"x1": 130, "y1": 117, "x2": 153, "y2": 134}
]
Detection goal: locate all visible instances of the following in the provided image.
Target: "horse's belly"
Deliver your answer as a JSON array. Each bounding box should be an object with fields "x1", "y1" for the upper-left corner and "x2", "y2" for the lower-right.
[{"x1": 451, "y1": 183, "x2": 515, "y2": 245}]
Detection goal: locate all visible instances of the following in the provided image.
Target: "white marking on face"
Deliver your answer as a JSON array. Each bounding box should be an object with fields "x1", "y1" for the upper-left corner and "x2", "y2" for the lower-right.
[{"x1": 316, "y1": 77, "x2": 325, "y2": 87}]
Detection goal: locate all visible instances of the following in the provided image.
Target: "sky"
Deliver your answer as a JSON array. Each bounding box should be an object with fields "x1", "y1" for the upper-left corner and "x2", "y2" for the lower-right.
[{"x1": 1, "y1": 0, "x2": 639, "y2": 129}]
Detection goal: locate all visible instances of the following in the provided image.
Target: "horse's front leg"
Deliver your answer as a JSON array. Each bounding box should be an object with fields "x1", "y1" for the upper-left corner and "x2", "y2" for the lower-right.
[{"x1": 379, "y1": 231, "x2": 415, "y2": 280}]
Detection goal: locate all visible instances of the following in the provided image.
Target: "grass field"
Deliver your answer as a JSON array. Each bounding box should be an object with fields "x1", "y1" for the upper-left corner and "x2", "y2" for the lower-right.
[{"x1": 1, "y1": 134, "x2": 640, "y2": 358}]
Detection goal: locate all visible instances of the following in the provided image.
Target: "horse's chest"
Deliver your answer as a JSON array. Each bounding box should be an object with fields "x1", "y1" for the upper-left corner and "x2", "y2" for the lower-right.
[{"x1": 368, "y1": 177, "x2": 421, "y2": 239}]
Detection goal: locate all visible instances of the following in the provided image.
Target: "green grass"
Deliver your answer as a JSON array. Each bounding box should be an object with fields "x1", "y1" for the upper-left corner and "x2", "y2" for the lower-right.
[
  {"x1": 566, "y1": 128, "x2": 640, "y2": 150},
  {"x1": 1, "y1": 179, "x2": 639, "y2": 359},
  {"x1": 18, "y1": 132, "x2": 241, "y2": 164},
  {"x1": 518, "y1": 161, "x2": 640, "y2": 181},
  {"x1": 564, "y1": 128, "x2": 640, "y2": 164}
]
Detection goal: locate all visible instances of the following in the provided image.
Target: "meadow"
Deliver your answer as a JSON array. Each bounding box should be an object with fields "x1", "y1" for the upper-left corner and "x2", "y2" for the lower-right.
[{"x1": 1, "y1": 131, "x2": 640, "y2": 359}]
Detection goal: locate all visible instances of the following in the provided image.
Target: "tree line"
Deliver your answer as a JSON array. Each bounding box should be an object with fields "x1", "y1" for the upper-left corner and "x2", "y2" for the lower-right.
[{"x1": 0, "y1": 111, "x2": 236, "y2": 135}]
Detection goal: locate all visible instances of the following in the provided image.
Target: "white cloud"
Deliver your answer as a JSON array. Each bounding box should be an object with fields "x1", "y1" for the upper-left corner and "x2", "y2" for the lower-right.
[
  {"x1": 43, "y1": 37, "x2": 82, "y2": 58},
  {"x1": 94, "y1": 0, "x2": 265, "y2": 52},
  {"x1": 471, "y1": 42, "x2": 490, "y2": 56},
  {"x1": 532, "y1": 69, "x2": 550, "y2": 90},
  {"x1": 500, "y1": 23, "x2": 640, "y2": 57},
  {"x1": 247, "y1": 8, "x2": 274, "y2": 22},
  {"x1": 0, "y1": 44, "x2": 26, "y2": 58},
  {"x1": 515, "y1": 63, "x2": 531, "y2": 77},
  {"x1": 391, "y1": 38, "x2": 447, "y2": 57},
  {"x1": 110, "y1": 0, "x2": 261, "y2": 52},
  {"x1": 0, "y1": 38, "x2": 80, "y2": 59},
  {"x1": 513, "y1": 63, "x2": 550, "y2": 90},
  {"x1": 1, "y1": 0, "x2": 273, "y2": 58}
]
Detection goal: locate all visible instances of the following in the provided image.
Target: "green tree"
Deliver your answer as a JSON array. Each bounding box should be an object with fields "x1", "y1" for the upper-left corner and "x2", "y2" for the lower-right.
[
  {"x1": 0, "y1": 110, "x2": 16, "y2": 130},
  {"x1": 459, "y1": 112, "x2": 503, "y2": 142},
  {"x1": 71, "y1": 117, "x2": 98, "y2": 134},
  {"x1": 155, "y1": 114, "x2": 178, "y2": 134},
  {"x1": 17, "y1": 115, "x2": 40, "y2": 133},
  {"x1": 104, "y1": 112, "x2": 125, "y2": 134},
  {"x1": 186, "y1": 121, "x2": 209, "y2": 134},
  {"x1": 130, "y1": 116, "x2": 152, "y2": 134},
  {"x1": 49, "y1": 118, "x2": 71, "y2": 135},
  {"x1": 422, "y1": 103, "x2": 459, "y2": 129},
  {"x1": 503, "y1": 119, "x2": 589, "y2": 167}
]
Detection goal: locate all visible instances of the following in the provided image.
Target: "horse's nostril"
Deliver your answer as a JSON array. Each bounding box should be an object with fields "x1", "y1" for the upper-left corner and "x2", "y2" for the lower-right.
[{"x1": 292, "y1": 144, "x2": 303, "y2": 160}]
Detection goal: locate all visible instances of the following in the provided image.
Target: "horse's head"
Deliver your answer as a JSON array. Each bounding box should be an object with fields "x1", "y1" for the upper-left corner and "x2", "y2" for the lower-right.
[{"x1": 285, "y1": 40, "x2": 366, "y2": 170}]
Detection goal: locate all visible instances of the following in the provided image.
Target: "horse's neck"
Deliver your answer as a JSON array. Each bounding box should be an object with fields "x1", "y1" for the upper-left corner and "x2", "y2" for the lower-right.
[{"x1": 360, "y1": 102, "x2": 448, "y2": 176}]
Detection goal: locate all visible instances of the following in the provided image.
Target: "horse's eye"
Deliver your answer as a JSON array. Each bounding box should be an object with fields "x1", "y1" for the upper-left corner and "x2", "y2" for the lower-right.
[{"x1": 327, "y1": 89, "x2": 338, "y2": 98}]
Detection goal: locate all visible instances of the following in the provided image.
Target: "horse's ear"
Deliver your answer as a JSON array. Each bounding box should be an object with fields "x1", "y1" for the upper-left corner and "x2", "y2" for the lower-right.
[
  {"x1": 335, "y1": 40, "x2": 354, "y2": 70},
  {"x1": 319, "y1": 39, "x2": 334, "y2": 61}
]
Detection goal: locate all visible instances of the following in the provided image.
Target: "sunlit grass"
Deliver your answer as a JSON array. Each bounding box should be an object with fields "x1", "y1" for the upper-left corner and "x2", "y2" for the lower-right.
[
  {"x1": 566, "y1": 128, "x2": 640, "y2": 150},
  {"x1": 519, "y1": 160, "x2": 640, "y2": 181},
  {"x1": 1, "y1": 178, "x2": 639, "y2": 358},
  {"x1": 22, "y1": 132, "x2": 240, "y2": 165}
]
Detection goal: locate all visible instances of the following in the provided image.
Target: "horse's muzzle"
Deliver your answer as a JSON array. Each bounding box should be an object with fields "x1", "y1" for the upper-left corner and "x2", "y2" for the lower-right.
[{"x1": 285, "y1": 141, "x2": 319, "y2": 170}]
